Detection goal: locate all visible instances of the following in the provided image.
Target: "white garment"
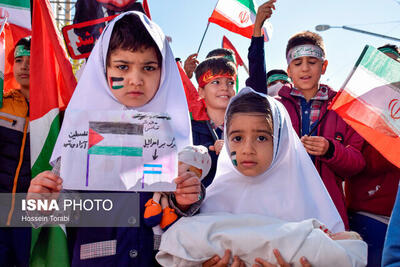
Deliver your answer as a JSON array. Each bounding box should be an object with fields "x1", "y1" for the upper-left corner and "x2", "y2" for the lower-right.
[
  {"x1": 51, "y1": 12, "x2": 191, "y2": 165},
  {"x1": 156, "y1": 213, "x2": 367, "y2": 267},
  {"x1": 201, "y1": 88, "x2": 344, "y2": 233}
]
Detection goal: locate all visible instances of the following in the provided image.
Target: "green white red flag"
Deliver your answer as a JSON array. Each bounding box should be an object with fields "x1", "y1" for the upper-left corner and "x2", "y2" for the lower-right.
[
  {"x1": 329, "y1": 45, "x2": 400, "y2": 168},
  {"x1": 208, "y1": 0, "x2": 272, "y2": 41},
  {"x1": 29, "y1": 0, "x2": 76, "y2": 266}
]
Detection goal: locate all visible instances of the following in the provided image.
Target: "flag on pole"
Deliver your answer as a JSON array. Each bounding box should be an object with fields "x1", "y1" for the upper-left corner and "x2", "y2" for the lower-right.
[
  {"x1": 208, "y1": 0, "x2": 272, "y2": 41},
  {"x1": 222, "y1": 35, "x2": 244, "y2": 66},
  {"x1": 0, "y1": 0, "x2": 31, "y2": 103},
  {"x1": 29, "y1": 0, "x2": 76, "y2": 266},
  {"x1": 329, "y1": 45, "x2": 400, "y2": 168}
]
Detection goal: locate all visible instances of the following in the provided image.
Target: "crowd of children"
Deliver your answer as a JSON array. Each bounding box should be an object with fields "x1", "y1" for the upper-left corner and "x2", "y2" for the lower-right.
[{"x1": 0, "y1": 1, "x2": 399, "y2": 266}]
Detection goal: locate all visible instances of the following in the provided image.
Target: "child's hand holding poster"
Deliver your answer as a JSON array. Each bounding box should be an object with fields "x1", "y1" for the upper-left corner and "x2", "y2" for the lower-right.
[{"x1": 60, "y1": 110, "x2": 177, "y2": 191}]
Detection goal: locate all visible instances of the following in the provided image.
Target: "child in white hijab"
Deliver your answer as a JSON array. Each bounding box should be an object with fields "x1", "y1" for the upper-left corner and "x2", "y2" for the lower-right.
[
  {"x1": 28, "y1": 12, "x2": 202, "y2": 265},
  {"x1": 156, "y1": 88, "x2": 367, "y2": 267}
]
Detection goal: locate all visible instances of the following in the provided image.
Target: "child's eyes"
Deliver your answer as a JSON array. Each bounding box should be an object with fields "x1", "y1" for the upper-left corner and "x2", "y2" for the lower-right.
[
  {"x1": 227, "y1": 80, "x2": 235, "y2": 86},
  {"x1": 257, "y1": 136, "x2": 268, "y2": 142},
  {"x1": 15, "y1": 58, "x2": 22, "y2": 63},
  {"x1": 232, "y1": 136, "x2": 242, "y2": 142},
  {"x1": 116, "y1": 65, "x2": 128, "y2": 71},
  {"x1": 211, "y1": 80, "x2": 219, "y2": 85},
  {"x1": 143, "y1": 65, "x2": 157, "y2": 71}
]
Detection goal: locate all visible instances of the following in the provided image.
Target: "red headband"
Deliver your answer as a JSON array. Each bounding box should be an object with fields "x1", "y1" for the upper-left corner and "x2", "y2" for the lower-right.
[{"x1": 198, "y1": 69, "x2": 236, "y2": 88}]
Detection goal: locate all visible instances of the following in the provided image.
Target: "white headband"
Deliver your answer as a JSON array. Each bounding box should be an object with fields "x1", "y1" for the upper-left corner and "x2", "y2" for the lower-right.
[{"x1": 287, "y1": 44, "x2": 324, "y2": 64}]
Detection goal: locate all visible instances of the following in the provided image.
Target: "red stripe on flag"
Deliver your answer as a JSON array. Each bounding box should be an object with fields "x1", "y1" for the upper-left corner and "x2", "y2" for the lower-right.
[
  {"x1": 222, "y1": 35, "x2": 244, "y2": 66},
  {"x1": 209, "y1": 10, "x2": 254, "y2": 39},
  {"x1": 30, "y1": 0, "x2": 76, "y2": 121},
  {"x1": 176, "y1": 62, "x2": 209, "y2": 121},
  {"x1": 331, "y1": 90, "x2": 400, "y2": 168}
]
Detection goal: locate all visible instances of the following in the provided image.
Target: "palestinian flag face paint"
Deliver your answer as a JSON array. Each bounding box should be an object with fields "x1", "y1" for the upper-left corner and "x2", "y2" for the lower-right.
[
  {"x1": 110, "y1": 77, "x2": 124, "y2": 90},
  {"x1": 230, "y1": 151, "x2": 237, "y2": 166}
]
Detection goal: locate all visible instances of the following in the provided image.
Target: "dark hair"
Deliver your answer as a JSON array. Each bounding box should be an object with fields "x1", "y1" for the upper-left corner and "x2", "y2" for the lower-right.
[
  {"x1": 195, "y1": 56, "x2": 237, "y2": 85},
  {"x1": 286, "y1": 31, "x2": 325, "y2": 58},
  {"x1": 226, "y1": 92, "x2": 273, "y2": 133},
  {"x1": 106, "y1": 14, "x2": 162, "y2": 66},
  {"x1": 206, "y1": 48, "x2": 235, "y2": 59},
  {"x1": 378, "y1": 44, "x2": 400, "y2": 54},
  {"x1": 266, "y1": 69, "x2": 288, "y2": 80},
  {"x1": 15, "y1": 36, "x2": 31, "y2": 51}
]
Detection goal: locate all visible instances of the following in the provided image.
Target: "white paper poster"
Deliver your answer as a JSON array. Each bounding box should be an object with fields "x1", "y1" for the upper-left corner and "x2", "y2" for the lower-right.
[{"x1": 61, "y1": 110, "x2": 177, "y2": 191}]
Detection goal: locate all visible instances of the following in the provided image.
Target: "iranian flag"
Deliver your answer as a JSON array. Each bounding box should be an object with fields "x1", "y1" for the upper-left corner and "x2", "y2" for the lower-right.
[
  {"x1": 0, "y1": 0, "x2": 31, "y2": 104},
  {"x1": 329, "y1": 45, "x2": 400, "y2": 168},
  {"x1": 208, "y1": 0, "x2": 272, "y2": 41},
  {"x1": 30, "y1": 0, "x2": 76, "y2": 266}
]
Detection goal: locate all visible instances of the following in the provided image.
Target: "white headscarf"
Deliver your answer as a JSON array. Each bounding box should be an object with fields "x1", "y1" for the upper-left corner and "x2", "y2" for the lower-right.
[
  {"x1": 51, "y1": 11, "x2": 191, "y2": 163},
  {"x1": 201, "y1": 88, "x2": 344, "y2": 233}
]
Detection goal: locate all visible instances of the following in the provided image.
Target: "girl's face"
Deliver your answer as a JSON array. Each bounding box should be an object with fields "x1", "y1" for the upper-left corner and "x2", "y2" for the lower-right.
[
  {"x1": 106, "y1": 46, "x2": 161, "y2": 107},
  {"x1": 227, "y1": 113, "x2": 273, "y2": 176}
]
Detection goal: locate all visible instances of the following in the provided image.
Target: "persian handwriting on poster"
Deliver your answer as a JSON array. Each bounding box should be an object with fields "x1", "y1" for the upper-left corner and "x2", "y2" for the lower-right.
[{"x1": 61, "y1": 110, "x2": 177, "y2": 192}]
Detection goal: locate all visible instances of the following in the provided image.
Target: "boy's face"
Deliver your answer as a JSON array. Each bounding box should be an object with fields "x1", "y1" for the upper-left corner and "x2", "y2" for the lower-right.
[
  {"x1": 287, "y1": 56, "x2": 328, "y2": 92},
  {"x1": 106, "y1": 47, "x2": 161, "y2": 107},
  {"x1": 13, "y1": 55, "x2": 30, "y2": 88},
  {"x1": 227, "y1": 113, "x2": 273, "y2": 177},
  {"x1": 198, "y1": 76, "x2": 235, "y2": 111}
]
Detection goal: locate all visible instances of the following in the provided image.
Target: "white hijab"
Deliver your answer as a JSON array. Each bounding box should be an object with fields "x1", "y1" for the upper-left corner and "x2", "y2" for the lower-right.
[
  {"x1": 51, "y1": 11, "x2": 191, "y2": 163},
  {"x1": 201, "y1": 88, "x2": 344, "y2": 233}
]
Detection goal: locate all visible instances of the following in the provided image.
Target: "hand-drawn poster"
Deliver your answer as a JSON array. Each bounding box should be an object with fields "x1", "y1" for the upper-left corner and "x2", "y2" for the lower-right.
[{"x1": 61, "y1": 110, "x2": 177, "y2": 191}]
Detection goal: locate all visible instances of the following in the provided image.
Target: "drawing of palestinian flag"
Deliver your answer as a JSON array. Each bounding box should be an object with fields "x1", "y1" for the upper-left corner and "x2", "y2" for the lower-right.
[
  {"x1": 87, "y1": 121, "x2": 144, "y2": 186},
  {"x1": 329, "y1": 45, "x2": 400, "y2": 168},
  {"x1": 110, "y1": 77, "x2": 124, "y2": 90},
  {"x1": 208, "y1": 0, "x2": 272, "y2": 41}
]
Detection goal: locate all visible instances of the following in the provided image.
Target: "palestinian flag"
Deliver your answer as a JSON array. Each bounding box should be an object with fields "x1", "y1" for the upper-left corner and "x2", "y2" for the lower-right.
[
  {"x1": 109, "y1": 77, "x2": 124, "y2": 90},
  {"x1": 208, "y1": 0, "x2": 272, "y2": 41},
  {"x1": 0, "y1": 0, "x2": 31, "y2": 103},
  {"x1": 87, "y1": 121, "x2": 144, "y2": 186},
  {"x1": 29, "y1": 0, "x2": 76, "y2": 266},
  {"x1": 329, "y1": 45, "x2": 400, "y2": 168}
]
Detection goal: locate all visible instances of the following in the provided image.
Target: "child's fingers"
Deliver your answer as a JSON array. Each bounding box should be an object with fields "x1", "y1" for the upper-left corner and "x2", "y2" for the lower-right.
[
  {"x1": 254, "y1": 257, "x2": 274, "y2": 267},
  {"x1": 300, "y1": 256, "x2": 311, "y2": 267},
  {"x1": 273, "y1": 249, "x2": 290, "y2": 267},
  {"x1": 202, "y1": 255, "x2": 221, "y2": 267},
  {"x1": 209, "y1": 145, "x2": 215, "y2": 151}
]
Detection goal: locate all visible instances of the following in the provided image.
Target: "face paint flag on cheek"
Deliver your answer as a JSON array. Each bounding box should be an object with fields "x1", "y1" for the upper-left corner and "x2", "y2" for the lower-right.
[
  {"x1": 230, "y1": 151, "x2": 237, "y2": 166},
  {"x1": 110, "y1": 77, "x2": 124, "y2": 90}
]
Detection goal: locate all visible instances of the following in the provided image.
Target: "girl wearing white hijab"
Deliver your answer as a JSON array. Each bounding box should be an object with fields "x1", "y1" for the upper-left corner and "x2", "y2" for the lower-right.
[
  {"x1": 156, "y1": 88, "x2": 367, "y2": 267},
  {"x1": 28, "y1": 12, "x2": 202, "y2": 266}
]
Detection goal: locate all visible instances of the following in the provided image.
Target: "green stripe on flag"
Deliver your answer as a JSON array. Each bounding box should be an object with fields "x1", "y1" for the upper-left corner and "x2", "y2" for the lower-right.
[
  {"x1": 236, "y1": 0, "x2": 256, "y2": 14},
  {"x1": 31, "y1": 114, "x2": 60, "y2": 177},
  {"x1": 0, "y1": 0, "x2": 30, "y2": 9},
  {"x1": 88, "y1": 146, "x2": 143, "y2": 156},
  {"x1": 356, "y1": 45, "x2": 400, "y2": 86},
  {"x1": 31, "y1": 226, "x2": 69, "y2": 267}
]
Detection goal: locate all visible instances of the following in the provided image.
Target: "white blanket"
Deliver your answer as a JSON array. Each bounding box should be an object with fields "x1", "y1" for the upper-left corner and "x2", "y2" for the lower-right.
[{"x1": 156, "y1": 213, "x2": 367, "y2": 267}]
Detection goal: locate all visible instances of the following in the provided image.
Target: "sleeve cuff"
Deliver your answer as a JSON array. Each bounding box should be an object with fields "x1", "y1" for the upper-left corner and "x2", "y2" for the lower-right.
[{"x1": 168, "y1": 184, "x2": 206, "y2": 217}]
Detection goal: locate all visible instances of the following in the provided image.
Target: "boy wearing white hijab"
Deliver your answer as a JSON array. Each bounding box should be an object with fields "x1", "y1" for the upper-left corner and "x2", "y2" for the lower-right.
[
  {"x1": 156, "y1": 89, "x2": 367, "y2": 267},
  {"x1": 28, "y1": 12, "x2": 202, "y2": 266}
]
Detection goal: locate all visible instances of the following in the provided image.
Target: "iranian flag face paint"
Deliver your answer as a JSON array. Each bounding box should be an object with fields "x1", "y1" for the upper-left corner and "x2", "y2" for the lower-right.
[{"x1": 110, "y1": 77, "x2": 124, "y2": 90}]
